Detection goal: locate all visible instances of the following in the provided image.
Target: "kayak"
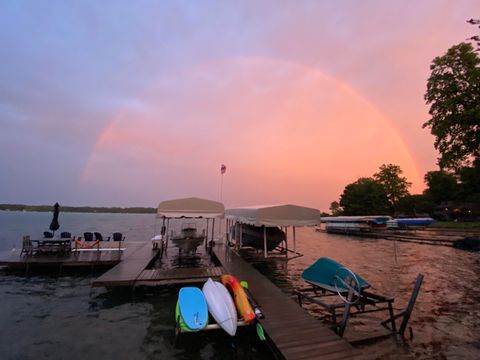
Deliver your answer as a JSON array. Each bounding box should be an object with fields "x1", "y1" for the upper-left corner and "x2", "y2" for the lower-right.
[
  {"x1": 221, "y1": 274, "x2": 256, "y2": 324},
  {"x1": 202, "y1": 278, "x2": 237, "y2": 336},
  {"x1": 176, "y1": 287, "x2": 208, "y2": 332}
]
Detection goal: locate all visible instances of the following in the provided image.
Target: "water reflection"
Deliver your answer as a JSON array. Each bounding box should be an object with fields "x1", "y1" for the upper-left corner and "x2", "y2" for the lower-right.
[
  {"x1": 243, "y1": 228, "x2": 480, "y2": 359},
  {"x1": 1, "y1": 212, "x2": 479, "y2": 359}
]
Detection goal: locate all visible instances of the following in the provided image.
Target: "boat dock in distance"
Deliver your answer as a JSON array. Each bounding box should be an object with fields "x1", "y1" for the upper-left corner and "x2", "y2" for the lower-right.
[{"x1": 0, "y1": 239, "x2": 131, "y2": 271}]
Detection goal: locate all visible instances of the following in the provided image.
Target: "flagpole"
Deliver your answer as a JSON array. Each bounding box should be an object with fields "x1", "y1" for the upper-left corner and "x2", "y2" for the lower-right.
[
  {"x1": 220, "y1": 164, "x2": 226, "y2": 203},
  {"x1": 220, "y1": 173, "x2": 224, "y2": 202}
]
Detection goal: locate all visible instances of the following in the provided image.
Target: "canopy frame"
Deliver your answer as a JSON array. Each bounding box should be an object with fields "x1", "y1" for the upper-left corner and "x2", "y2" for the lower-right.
[
  {"x1": 225, "y1": 204, "x2": 321, "y2": 259},
  {"x1": 156, "y1": 197, "x2": 225, "y2": 252}
]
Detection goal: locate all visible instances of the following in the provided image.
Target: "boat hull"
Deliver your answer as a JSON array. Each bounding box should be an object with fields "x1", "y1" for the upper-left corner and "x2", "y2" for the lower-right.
[
  {"x1": 232, "y1": 224, "x2": 285, "y2": 251},
  {"x1": 171, "y1": 236, "x2": 204, "y2": 253},
  {"x1": 387, "y1": 218, "x2": 434, "y2": 229},
  {"x1": 302, "y1": 257, "x2": 370, "y2": 292},
  {"x1": 324, "y1": 216, "x2": 390, "y2": 234}
]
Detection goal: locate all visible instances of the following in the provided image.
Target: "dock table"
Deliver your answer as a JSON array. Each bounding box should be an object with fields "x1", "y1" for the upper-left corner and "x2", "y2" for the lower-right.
[{"x1": 33, "y1": 239, "x2": 72, "y2": 255}]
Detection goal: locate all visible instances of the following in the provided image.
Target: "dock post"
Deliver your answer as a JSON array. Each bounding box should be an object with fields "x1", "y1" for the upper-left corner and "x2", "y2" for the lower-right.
[
  {"x1": 166, "y1": 218, "x2": 170, "y2": 250},
  {"x1": 264, "y1": 226, "x2": 268, "y2": 258},
  {"x1": 399, "y1": 274, "x2": 424, "y2": 336},
  {"x1": 226, "y1": 219, "x2": 229, "y2": 244},
  {"x1": 239, "y1": 223, "x2": 243, "y2": 249},
  {"x1": 293, "y1": 226, "x2": 297, "y2": 254},
  {"x1": 211, "y1": 219, "x2": 215, "y2": 247},
  {"x1": 284, "y1": 226, "x2": 289, "y2": 258},
  {"x1": 337, "y1": 286, "x2": 354, "y2": 337},
  {"x1": 205, "y1": 219, "x2": 208, "y2": 248}
]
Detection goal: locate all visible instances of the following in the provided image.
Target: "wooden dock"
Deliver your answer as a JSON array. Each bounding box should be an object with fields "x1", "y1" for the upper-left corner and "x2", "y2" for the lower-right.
[
  {"x1": 213, "y1": 244, "x2": 359, "y2": 360},
  {"x1": 92, "y1": 242, "x2": 226, "y2": 287},
  {"x1": 0, "y1": 241, "x2": 133, "y2": 270},
  {"x1": 316, "y1": 228, "x2": 459, "y2": 246},
  {"x1": 134, "y1": 266, "x2": 225, "y2": 286},
  {"x1": 90, "y1": 242, "x2": 359, "y2": 358},
  {"x1": 92, "y1": 241, "x2": 159, "y2": 286}
]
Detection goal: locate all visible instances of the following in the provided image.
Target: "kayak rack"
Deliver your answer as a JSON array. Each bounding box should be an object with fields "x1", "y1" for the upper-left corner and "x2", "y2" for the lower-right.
[{"x1": 175, "y1": 319, "x2": 250, "y2": 335}]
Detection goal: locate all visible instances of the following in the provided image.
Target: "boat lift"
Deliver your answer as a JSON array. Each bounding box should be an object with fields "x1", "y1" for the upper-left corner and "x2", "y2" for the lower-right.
[
  {"x1": 295, "y1": 258, "x2": 424, "y2": 340},
  {"x1": 225, "y1": 204, "x2": 321, "y2": 260},
  {"x1": 154, "y1": 197, "x2": 225, "y2": 256}
]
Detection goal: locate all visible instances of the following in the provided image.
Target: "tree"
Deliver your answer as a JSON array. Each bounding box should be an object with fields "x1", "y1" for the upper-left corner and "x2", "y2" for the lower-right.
[
  {"x1": 423, "y1": 42, "x2": 480, "y2": 171},
  {"x1": 329, "y1": 201, "x2": 343, "y2": 216},
  {"x1": 339, "y1": 177, "x2": 390, "y2": 215},
  {"x1": 373, "y1": 164, "x2": 411, "y2": 214},
  {"x1": 457, "y1": 159, "x2": 480, "y2": 202},
  {"x1": 466, "y1": 18, "x2": 480, "y2": 50},
  {"x1": 396, "y1": 194, "x2": 435, "y2": 217},
  {"x1": 423, "y1": 170, "x2": 458, "y2": 203}
]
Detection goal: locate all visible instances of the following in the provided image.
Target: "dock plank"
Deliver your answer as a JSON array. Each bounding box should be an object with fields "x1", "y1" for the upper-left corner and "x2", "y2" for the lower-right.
[
  {"x1": 134, "y1": 266, "x2": 226, "y2": 286},
  {"x1": 92, "y1": 241, "x2": 158, "y2": 287},
  {"x1": 213, "y1": 244, "x2": 359, "y2": 360}
]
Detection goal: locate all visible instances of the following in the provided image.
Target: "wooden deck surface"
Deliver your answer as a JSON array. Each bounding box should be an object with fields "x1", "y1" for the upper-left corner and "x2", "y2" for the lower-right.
[
  {"x1": 93, "y1": 241, "x2": 226, "y2": 287},
  {"x1": 213, "y1": 244, "x2": 359, "y2": 360},
  {"x1": 134, "y1": 266, "x2": 226, "y2": 286},
  {"x1": 0, "y1": 241, "x2": 132, "y2": 269},
  {"x1": 92, "y1": 241, "x2": 158, "y2": 287}
]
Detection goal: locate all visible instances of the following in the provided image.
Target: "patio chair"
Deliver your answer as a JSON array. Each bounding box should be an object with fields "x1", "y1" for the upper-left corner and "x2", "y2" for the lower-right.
[
  {"x1": 60, "y1": 232, "x2": 72, "y2": 239},
  {"x1": 43, "y1": 231, "x2": 54, "y2": 238},
  {"x1": 94, "y1": 232, "x2": 110, "y2": 241},
  {"x1": 113, "y1": 232, "x2": 125, "y2": 242},
  {"x1": 112, "y1": 232, "x2": 125, "y2": 251},
  {"x1": 83, "y1": 232, "x2": 94, "y2": 242},
  {"x1": 20, "y1": 235, "x2": 36, "y2": 256}
]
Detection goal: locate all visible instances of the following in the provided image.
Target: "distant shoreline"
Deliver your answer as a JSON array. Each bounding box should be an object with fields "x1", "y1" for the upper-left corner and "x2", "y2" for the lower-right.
[{"x1": 0, "y1": 204, "x2": 156, "y2": 214}]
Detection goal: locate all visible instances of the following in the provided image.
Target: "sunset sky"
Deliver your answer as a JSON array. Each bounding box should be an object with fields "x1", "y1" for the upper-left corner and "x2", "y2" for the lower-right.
[{"x1": 0, "y1": 1, "x2": 478, "y2": 211}]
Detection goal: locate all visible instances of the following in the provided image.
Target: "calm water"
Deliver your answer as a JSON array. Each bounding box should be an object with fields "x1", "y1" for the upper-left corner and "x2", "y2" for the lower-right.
[{"x1": 0, "y1": 212, "x2": 479, "y2": 359}]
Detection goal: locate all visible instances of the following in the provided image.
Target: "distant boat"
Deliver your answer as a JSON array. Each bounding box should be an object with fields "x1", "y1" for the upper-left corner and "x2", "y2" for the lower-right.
[
  {"x1": 171, "y1": 222, "x2": 205, "y2": 253},
  {"x1": 323, "y1": 216, "x2": 391, "y2": 234},
  {"x1": 387, "y1": 217, "x2": 434, "y2": 230},
  {"x1": 232, "y1": 224, "x2": 286, "y2": 251}
]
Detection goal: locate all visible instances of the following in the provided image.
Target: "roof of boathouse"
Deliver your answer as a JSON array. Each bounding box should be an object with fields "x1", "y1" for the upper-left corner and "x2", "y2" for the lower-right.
[
  {"x1": 225, "y1": 204, "x2": 321, "y2": 227},
  {"x1": 157, "y1": 197, "x2": 224, "y2": 219}
]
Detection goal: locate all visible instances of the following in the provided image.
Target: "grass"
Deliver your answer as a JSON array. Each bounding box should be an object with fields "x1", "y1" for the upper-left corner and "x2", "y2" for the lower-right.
[{"x1": 431, "y1": 221, "x2": 480, "y2": 229}]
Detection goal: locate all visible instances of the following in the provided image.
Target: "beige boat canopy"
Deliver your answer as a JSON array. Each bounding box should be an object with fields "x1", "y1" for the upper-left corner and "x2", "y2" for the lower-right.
[
  {"x1": 157, "y1": 197, "x2": 225, "y2": 219},
  {"x1": 225, "y1": 204, "x2": 321, "y2": 227}
]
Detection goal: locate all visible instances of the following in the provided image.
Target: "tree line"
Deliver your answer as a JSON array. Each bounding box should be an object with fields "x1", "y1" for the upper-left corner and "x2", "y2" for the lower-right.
[
  {"x1": 0, "y1": 204, "x2": 156, "y2": 214},
  {"x1": 329, "y1": 21, "x2": 480, "y2": 220}
]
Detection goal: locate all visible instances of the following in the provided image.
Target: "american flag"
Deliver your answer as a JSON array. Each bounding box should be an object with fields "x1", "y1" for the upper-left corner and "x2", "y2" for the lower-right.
[{"x1": 221, "y1": 164, "x2": 226, "y2": 174}]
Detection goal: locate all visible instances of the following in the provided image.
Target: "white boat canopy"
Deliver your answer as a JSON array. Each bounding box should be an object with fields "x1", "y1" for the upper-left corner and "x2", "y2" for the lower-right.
[
  {"x1": 157, "y1": 197, "x2": 225, "y2": 219},
  {"x1": 225, "y1": 204, "x2": 321, "y2": 259},
  {"x1": 225, "y1": 204, "x2": 321, "y2": 227}
]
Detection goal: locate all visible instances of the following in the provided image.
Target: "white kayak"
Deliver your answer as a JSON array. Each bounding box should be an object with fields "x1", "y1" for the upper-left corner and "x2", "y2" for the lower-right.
[{"x1": 202, "y1": 277, "x2": 238, "y2": 336}]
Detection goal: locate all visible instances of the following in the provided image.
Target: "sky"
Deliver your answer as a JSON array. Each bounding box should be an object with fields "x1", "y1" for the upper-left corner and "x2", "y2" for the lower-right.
[{"x1": 0, "y1": 1, "x2": 478, "y2": 211}]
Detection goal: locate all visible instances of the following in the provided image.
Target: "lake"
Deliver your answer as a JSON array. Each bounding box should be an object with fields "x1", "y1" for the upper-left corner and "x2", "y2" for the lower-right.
[{"x1": 0, "y1": 211, "x2": 479, "y2": 359}]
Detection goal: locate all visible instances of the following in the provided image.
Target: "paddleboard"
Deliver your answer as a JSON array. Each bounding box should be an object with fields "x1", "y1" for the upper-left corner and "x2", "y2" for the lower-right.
[
  {"x1": 221, "y1": 274, "x2": 256, "y2": 324},
  {"x1": 177, "y1": 287, "x2": 208, "y2": 331},
  {"x1": 202, "y1": 278, "x2": 237, "y2": 336}
]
